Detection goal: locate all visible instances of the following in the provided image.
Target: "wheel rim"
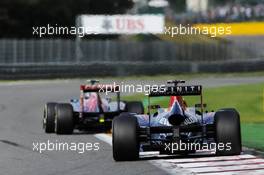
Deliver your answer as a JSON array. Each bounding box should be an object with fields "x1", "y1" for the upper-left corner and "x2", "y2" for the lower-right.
[
  {"x1": 54, "y1": 114, "x2": 57, "y2": 133},
  {"x1": 43, "y1": 105, "x2": 47, "y2": 130}
]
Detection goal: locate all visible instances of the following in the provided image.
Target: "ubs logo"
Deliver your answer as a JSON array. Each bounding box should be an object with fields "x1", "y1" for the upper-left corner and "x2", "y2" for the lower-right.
[
  {"x1": 115, "y1": 18, "x2": 145, "y2": 31},
  {"x1": 102, "y1": 18, "x2": 113, "y2": 32},
  {"x1": 102, "y1": 17, "x2": 145, "y2": 32}
]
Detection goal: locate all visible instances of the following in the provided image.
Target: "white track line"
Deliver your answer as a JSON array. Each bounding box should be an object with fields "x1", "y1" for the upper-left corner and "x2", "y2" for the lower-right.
[
  {"x1": 199, "y1": 170, "x2": 264, "y2": 175},
  {"x1": 94, "y1": 134, "x2": 264, "y2": 175},
  {"x1": 94, "y1": 133, "x2": 112, "y2": 146},
  {"x1": 177, "y1": 158, "x2": 264, "y2": 168},
  {"x1": 161, "y1": 154, "x2": 255, "y2": 163},
  {"x1": 189, "y1": 164, "x2": 264, "y2": 174}
]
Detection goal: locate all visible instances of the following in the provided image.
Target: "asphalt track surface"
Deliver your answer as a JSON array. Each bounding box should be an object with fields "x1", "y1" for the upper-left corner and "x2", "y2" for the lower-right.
[{"x1": 1, "y1": 76, "x2": 264, "y2": 175}]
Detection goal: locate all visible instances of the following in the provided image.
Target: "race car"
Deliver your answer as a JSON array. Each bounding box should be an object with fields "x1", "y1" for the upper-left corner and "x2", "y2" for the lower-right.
[
  {"x1": 112, "y1": 80, "x2": 241, "y2": 161},
  {"x1": 43, "y1": 80, "x2": 144, "y2": 134}
]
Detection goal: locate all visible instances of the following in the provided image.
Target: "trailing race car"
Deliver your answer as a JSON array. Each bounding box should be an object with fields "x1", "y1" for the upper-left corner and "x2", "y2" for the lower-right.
[
  {"x1": 112, "y1": 80, "x2": 241, "y2": 161},
  {"x1": 43, "y1": 80, "x2": 144, "y2": 134}
]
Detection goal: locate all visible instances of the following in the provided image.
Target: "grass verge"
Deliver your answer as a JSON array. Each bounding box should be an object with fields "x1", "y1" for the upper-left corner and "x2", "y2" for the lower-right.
[{"x1": 2, "y1": 71, "x2": 264, "y2": 82}]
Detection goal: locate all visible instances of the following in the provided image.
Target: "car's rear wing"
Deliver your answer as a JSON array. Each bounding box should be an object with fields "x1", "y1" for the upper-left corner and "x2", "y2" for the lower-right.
[
  {"x1": 148, "y1": 81, "x2": 205, "y2": 125},
  {"x1": 149, "y1": 85, "x2": 202, "y2": 97},
  {"x1": 80, "y1": 85, "x2": 120, "y2": 92}
]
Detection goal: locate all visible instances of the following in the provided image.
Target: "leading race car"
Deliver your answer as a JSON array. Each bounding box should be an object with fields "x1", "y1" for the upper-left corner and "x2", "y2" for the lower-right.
[
  {"x1": 112, "y1": 80, "x2": 242, "y2": 161},
  {"x1": 43, "y1": 80, "x2": 144, "y2": 134}
]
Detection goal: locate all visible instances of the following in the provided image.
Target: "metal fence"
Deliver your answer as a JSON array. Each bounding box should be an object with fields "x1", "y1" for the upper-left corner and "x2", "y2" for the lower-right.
[{"x1": 0, "y1": 39, "x2": 263, "y2": 65}]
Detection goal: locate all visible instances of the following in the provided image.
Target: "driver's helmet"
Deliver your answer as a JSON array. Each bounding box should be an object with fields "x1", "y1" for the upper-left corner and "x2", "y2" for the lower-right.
[
  {"x1": 84, "y1": 92, "x2": 90, "y2": 99},
  {"x1": 169, "y1": 96, "x2": 187, "y2": 111}
]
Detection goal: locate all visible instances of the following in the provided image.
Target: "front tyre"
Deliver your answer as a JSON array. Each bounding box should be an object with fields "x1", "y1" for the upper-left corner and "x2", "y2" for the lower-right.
[
  {"x1": 55, "y1": 103, "x2": 74, "y2": 134},
  {"x1": 214, "y1": 109, "x2": 241, "y2": 156},
  {"x1": 43, "y1": 102, "x2": 57, "y2": 133},
  {"x1": 112, "y1": 113, "x2": 139, "y2": 161}
]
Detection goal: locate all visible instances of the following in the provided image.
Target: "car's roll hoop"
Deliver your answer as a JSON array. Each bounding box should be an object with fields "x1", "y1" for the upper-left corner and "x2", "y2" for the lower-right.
[
  {"x1": 87, "y1": 79, "x2": 100, "y2": 85},
  {"x1": 167, "y1": 80, "x2": 185, "y2": 86},
  {"x1": 80, "y1": 84, "x2": 120, "y2": 92}
]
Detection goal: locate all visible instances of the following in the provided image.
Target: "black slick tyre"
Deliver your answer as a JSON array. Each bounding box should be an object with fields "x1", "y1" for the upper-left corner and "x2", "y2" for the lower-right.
[
  {"x1": 112, "y1": 113, "x2": 139, "y2": 161},
  {"x1": 43, "y1": 102, "x2": 57, "y2": 133},
  {"x1": 214, "y1": 109, "x2": 242, "y2": 156},
  {"x1": 55, "y1": 103, "x2": 74, "y2": 134}
]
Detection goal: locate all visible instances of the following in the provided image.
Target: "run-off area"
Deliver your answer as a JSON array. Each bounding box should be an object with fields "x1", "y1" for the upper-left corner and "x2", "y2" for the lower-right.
[{"x1": 95, "y1": 134, "x2": 264, "y2": 175}]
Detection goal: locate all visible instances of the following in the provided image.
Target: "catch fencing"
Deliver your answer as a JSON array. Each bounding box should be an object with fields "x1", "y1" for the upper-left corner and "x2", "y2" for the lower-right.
[
  {"x1": 0, "y1": 39, "x2": 263, "y2": 79},
  {"x1": 0, "y1": 39, "x2": 263, "y2": 65}
]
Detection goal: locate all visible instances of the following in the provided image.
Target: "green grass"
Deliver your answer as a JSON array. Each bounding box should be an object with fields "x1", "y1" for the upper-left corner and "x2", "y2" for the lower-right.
[
  {"x1": 2, "y1": 71, "x2": 264, "y2": 82},
  {"x1": 122, "y1": 82, "x2": 264, "y2": 151},
  {"x1": 188, "y1": 83, "x2": 264, "y2": 123},
  {"x1": 242, "y1": 124, "x2": 264, "y2": 151},
  {"x1": 94, "y1": 71, "x2": 264, "y2": 81}
]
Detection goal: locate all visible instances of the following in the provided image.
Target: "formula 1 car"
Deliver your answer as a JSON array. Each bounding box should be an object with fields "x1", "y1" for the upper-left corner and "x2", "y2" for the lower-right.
[
  {"x1": 112, "y1": 80, "x2": 241, "y2": 161},
  {"x1": 43, "y1": 80, "x2": 144, "y2": 134}
]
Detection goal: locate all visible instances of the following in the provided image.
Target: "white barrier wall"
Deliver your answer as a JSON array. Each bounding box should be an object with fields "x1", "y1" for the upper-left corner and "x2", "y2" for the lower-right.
[{"x1": 79, "y1": 15, "x2": 165, "y2": 34}]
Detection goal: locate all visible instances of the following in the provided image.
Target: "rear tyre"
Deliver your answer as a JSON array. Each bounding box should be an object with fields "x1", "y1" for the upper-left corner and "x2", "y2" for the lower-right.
[
  {"x1": 112, "y1": 113, "x2": 139, "y2": 161},
  {"x1": 43, "y1": 102, "x2": 57, "y2": 133},
  {"x1": 125, "y1": 101, "x2": 144, "y2": 114},
  {"x1": 214, "y1": 109, "x2": 241, "y2": 156},
  {"x1": 55, "y1": 103, "x2": 74, "y2": 134}
]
